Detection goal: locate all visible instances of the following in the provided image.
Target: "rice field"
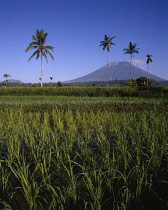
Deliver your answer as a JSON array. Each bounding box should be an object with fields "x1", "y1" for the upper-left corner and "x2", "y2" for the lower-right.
[{"x1": 0, "y1": 87, "x2": 168, "y2": 210}]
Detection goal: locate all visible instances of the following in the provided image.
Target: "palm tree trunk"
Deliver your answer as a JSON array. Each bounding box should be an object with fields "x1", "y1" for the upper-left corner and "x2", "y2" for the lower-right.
[
  {"x1": 106, "y1": 50, "x2": 109, "y2": 87},
  {"x1": 129, "y1": 55, "x2": 132, "y2": 85},
  {"x1": 41, "y1": 54, "x2": 43, "y2": 87},
  {"x1": 147, "y1": 63, "x2": 149, "y2": 86}
]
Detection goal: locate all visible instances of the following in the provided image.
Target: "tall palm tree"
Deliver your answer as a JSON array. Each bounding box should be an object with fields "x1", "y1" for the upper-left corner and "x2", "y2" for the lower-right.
[
  {"x1": 99, "y1": 35, "x2": 116, "y2": 87},
  {"x1": 3, "y1": 74, "x2": 10, "y2": 85},
  {"x1": 25, "y1": 29, "x2": 54, "y2": 87},
  {"x1": 123, "y1": 42, "x2": 140, "y2": 85},
  {"x1": 50, "y1": 77, "x2": 53, "y2": 87},
  {"x1": 146, "y1": 54, "x2": 153, "y2": 86}
]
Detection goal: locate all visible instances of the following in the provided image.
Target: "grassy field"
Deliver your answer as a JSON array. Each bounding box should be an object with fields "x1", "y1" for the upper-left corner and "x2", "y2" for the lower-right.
[
  {"x1": 0, "y1": 86, "x2": 167, "y2": 97},
  {"x1": 0, "y1": 87, "x2": 168, "y2": 210}
]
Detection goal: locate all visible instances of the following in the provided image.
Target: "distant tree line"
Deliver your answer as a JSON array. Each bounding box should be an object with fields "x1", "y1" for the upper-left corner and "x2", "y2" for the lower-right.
[
  {"x1": 0, "y1": 79, "x2": 167, "y2": 87},
  {"x1": 64, "y1": 79, "x2": 168, "y2": 87}
]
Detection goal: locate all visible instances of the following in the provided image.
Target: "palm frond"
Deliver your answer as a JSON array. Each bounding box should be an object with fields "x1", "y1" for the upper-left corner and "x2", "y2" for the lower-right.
[
  {"x1": 25, "y1": 46, "x2": 37, "y2": 52},
  {"x1": 147, "y1": 58, "x2": 153, "y2": 64},
  {"x1": 99, "y1": 43, "x2": 104, "y2": 47},
  {"x1": 45, "y1": 50, "x2": 54, "y2": 61},
  {"x1": 110, "y1": 36, "x2": 116, "y2": 41},
  {"x1": 123, "y1": 48, "x2": 131, "y2": 54},
  {"x1": 110, "y1": 42, "x2": 115, "y2": 46},
  {"x1": 3, "y1": 74, "x2": 10, "y2": 78},
  {"x1": 106, "y1": 46, "x2": 111, "y2": 53},
  {"x1": 34, "y1": 29, "x2": 48, "y2": 45},
  {"x1": 42, "y1": 51, "x2": 48, "y2": 63},
  {"x1": 134, "y1": 50, "x2": 139, "y2": 54},
  {"x1": 32, "y1": 35, "x2": 38, "y2": 41},
  {"x1": 99, "y1": 34, "x2": 116, "y2": 52},
  {"x1": 35, "y1": 51, "x2": 40, "y2": 60},
  {"x1": 123, "y1": 48, "x2": 128, "y2": 51},
  {"x1": 28, "y1": 50, "x2": 39, "y2": 61},
  {"x1": 124, "y1": 51, "x2": 131, "y2": 55},
  {"x1": 123, "y1": 42, "x2": 139, "y2": 55},
  {"x1": 146, "y1": 54, "x2": 153, "y2": 63},
  {"x1": 43, "y1": 46, "x2": 55, "y2": 51},
  {"x1": 26, "y1": 29, "x2": 54, "y2": 66},
  {"x1": 29, "y1": 41, "x2": 39, "y2": 46}
]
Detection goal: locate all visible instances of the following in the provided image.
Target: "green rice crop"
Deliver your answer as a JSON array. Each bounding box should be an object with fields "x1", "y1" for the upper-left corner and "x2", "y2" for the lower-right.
[
  {"x1": 0, "y1": 96, "x2": 167, "y2": 113},
  {"x1": 0, "y1": 93, "x2": 168, "y2": 209},
  {"x1": 0, "y1": 86, "x2": 167, "y2": 98}
]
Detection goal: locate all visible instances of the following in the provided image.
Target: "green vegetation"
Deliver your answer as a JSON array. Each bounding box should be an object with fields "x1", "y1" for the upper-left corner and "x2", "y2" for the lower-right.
[
  {"x1": 0, "y1": 80, "x2": 167, "y2": 88},
  {"x1": 0, "y1": 87, "x2": 168, "y2": 209},
  {"x1": 0, "y1": 86, "x2": 167, "y2": 98},
  {"x1": 135, "y1": 77, "x2": 151, "y2": 87}
]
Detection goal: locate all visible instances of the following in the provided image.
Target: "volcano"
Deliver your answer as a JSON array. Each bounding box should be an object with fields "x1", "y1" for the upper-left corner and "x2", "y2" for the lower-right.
[{"x1": 65, "y1": 61, "x2": 164, "y2": 83}]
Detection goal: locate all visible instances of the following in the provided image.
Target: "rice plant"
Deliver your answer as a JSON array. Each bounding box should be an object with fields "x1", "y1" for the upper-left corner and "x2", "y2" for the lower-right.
[{"x1": 0, "y1": 92, "x2": 167, "y2": 209}]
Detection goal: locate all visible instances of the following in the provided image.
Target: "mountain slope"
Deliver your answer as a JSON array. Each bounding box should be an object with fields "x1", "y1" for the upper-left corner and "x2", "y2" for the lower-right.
[
  {"x1": 65, "y1": 61, "x2": 164, "y2": 83},
  {"x1": 4, "y1": 79, "x2": 23, "y2": 83}
]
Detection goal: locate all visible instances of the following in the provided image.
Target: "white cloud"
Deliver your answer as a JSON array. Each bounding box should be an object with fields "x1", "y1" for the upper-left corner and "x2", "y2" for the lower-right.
[{"x1": 131, "y1": 60, "x2": 147, "y2": 70}]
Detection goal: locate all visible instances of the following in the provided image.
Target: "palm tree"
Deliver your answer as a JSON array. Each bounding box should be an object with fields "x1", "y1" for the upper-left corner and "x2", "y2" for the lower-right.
[
  {"x1": 3, "y1": 74, "x2": 10, "y2": 85},
  {"x1": 39, "y1": 78, "x2": 42, "y2": 86},
  {"x1": 50, "y1": 77, "x2": 53, "y2": 87},
  {"x1": 146, "y1": 54, "x2": 153, "y2": 86},
  {"x1": 123, "y1": 42, "x2": 140, "y2": 85},
  {"x1": 25, "y1": 29, "x2": 54, "y2": 87},
  {"x1": 99, "y1": 35, "x2": 116, "y2": 87}
]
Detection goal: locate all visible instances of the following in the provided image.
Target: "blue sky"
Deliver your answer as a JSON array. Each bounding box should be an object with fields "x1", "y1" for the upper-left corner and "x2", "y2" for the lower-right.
[{"x1": 0, "y1": 0, "x2": 167, "y2": 83}]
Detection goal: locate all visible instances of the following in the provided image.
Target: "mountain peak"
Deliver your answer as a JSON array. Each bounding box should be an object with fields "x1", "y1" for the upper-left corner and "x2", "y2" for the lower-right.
[{"x1": 108, "y1": 61, "x2": 124, "y2": 67}]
